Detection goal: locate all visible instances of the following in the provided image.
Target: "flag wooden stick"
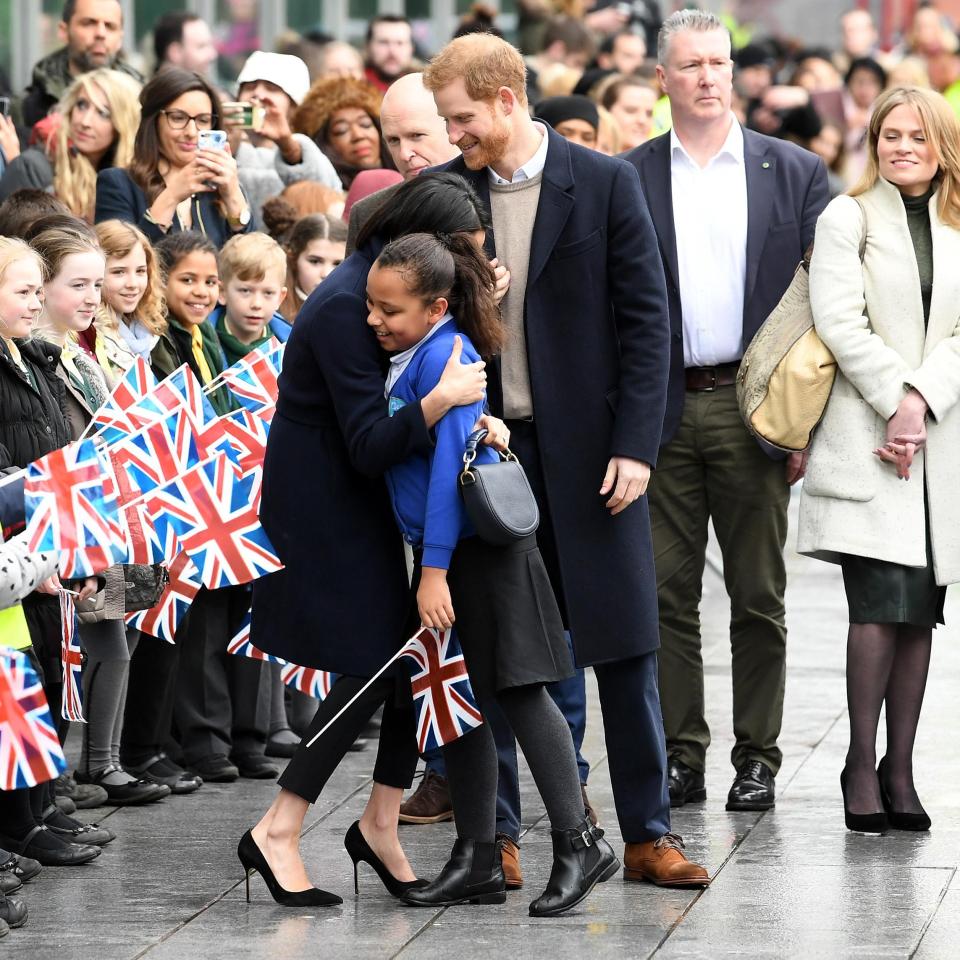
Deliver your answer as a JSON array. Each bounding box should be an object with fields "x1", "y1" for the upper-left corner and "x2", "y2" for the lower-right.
[{"x1": 304, "y1": 647, "x2": 408, "y2": 749}]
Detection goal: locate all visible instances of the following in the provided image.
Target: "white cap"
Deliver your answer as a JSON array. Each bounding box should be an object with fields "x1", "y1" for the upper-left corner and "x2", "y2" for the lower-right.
[{"x1": 236, "y1": 51, "x2": 311, "y2": 106}]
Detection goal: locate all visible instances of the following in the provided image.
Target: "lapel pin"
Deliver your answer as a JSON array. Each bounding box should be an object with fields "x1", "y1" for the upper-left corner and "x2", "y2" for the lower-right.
[{"x1": 762, "y1": 161, "x2": 770, "y2": 169}]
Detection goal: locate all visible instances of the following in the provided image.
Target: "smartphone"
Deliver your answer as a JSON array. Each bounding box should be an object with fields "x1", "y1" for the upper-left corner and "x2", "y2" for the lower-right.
[
  {"x1": 0, "y1": 97, "x2": 11, "y2": 119},
  {"x1": 222, "y1": 101, "x2": 265, "y2": 132},
  {"x1": 197, "y1": 129, "x2": 228, "y2": 151}
]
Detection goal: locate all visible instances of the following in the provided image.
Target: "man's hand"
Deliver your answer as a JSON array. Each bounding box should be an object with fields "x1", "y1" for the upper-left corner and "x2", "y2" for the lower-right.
[
  {"x1": 600, "y1": 456, "x2": 651, "y2": 515},
  {"x1": 490, "y1": 257, "x2": 511, "y2": 306},
  {"x1": 418, "y1": 567, "x2": 455, "y2": 629},
  {"x1": 785, "y1": 449, "x2": 809, "y2": 486}
]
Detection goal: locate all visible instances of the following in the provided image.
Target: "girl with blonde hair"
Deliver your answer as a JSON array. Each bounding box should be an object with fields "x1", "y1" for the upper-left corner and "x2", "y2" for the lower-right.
[
  {"x1": 0, "y1": 69, "x2": 141, "y2": 222},
  {"x1": 30, "y1": 225, "x2": 170, "y2": 809},
  {"x1": 800, "y1": 85, "x2": 960, "y2": 835},
  {"x1": 94, "y1": 220, "x2": 168, "y2": 385}
]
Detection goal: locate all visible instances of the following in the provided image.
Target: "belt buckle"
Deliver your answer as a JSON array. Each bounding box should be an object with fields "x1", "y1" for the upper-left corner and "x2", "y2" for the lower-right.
[{"x1": 703, "y1": 369, "x2": 717, "y2": 392}]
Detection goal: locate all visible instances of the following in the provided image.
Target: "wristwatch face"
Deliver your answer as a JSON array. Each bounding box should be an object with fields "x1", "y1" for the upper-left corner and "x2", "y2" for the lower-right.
[{"x1": 238, "y1": 207, "x2": 251, "y2": 226}]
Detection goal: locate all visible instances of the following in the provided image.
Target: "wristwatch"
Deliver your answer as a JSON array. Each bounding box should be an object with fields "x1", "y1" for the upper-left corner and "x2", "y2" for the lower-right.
[{"x1": 228, "y1": 206, "x2": 251, "y2": 229}]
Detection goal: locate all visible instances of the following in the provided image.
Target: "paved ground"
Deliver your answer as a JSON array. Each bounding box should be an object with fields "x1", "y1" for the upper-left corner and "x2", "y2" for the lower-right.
[{"x1": 11, "y1": 491, "x2": 960, "y2": 959}]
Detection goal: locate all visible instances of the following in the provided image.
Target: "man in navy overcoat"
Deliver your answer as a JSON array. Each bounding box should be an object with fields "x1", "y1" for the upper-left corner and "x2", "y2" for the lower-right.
[{"x1": 425, "y1": 32, "x2": 709, "y2": 886}]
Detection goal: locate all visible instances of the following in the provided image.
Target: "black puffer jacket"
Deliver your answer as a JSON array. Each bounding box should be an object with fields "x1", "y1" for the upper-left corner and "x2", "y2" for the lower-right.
[{"x1": 0, "y1": 338, "x2": 71, "y2": 468}]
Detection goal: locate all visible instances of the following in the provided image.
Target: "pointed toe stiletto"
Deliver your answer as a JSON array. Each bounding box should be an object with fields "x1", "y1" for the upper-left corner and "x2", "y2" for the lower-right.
[
  {"x1": 840, "y1": 767, "x2": 888, "y2": 834},
  {"x1": 343, "y1": 821, "x2": 428, "y2": 898},
  {"x1": 877, "y1": 758, "x2": 931, "y2": 832},
  {"x1": 237, "y1": 830, "x2": 342, "y2": 907}
]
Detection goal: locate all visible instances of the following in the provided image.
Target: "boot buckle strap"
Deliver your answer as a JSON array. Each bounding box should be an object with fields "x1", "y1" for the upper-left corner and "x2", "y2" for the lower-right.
[{"x1": 577, "y1": 829, "x2": 593, "y2": 849}]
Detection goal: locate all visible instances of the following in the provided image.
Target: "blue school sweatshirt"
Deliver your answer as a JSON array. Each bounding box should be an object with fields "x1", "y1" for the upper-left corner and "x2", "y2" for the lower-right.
[{"x1": 384, "y1": 320, "x2": 497, "y2": 570}]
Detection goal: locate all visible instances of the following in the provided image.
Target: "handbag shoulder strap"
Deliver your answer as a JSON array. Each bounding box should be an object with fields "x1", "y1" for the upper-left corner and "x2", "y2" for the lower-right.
[{"x1": 802, "y1": 194, "x2": 868, "y2": 272}]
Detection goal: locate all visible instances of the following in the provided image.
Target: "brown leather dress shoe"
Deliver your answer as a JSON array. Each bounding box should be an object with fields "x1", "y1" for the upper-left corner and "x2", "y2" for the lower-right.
[
  {"x1": 623, "y1": 833, "x2": 710, "y2": 888},
  {"x1": 398, "y1": 770, "x2": 454, "y2": 824},
  {"x1": 497, "y1": 833, "x2": 522, "y2": 889}
]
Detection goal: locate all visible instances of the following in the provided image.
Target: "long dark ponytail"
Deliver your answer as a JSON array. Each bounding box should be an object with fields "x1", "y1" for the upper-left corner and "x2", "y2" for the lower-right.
[{"x1": 375, "y1": 232, "x2": 503, "y2": 358}]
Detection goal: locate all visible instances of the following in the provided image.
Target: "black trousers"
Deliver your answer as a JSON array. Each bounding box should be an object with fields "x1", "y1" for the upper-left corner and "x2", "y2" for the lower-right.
[
  {"x1": 173, "y1": 586, "x2": 269, "y2": 764},
  {"x1": 121, "y1": 630, "x2": 179, "y2": 765},
  {"x1": 279, "y1": 674, "x2": 419, "y2": 803}
]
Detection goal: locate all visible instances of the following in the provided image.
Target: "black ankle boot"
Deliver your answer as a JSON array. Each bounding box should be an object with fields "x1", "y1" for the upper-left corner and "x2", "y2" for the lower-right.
[
  {"x1": 529, "y1": 819, "x2": 620, "y2": 918},
  {"x1": 402, "y1": 838, "x2": 506, "y2": 907}
]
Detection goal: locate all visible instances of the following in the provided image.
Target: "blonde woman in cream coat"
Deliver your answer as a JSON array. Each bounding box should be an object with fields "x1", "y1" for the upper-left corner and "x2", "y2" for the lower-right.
[{"x1": 799, "y1": 85, "x2": 960, "y2": 835}]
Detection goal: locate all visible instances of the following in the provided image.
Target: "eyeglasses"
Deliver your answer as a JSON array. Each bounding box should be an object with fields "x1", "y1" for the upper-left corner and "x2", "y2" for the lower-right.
[{"x1": 160, "y1": 109, "x2": 214, "y2": 130}]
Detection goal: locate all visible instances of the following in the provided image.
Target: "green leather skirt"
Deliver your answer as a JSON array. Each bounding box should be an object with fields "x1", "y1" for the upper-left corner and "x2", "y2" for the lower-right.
[{"x1": 840, "y1": 520, "x2": 945, "y2": 627}]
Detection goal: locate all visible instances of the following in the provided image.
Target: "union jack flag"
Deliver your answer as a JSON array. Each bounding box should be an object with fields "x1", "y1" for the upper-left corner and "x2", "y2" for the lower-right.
[
  {"x1": 206, "y1": 409, "x2": 271, "y2": 476},
  {"x1": 130, "y1": 364, "x2": 218, "y2": 431},
  {"x1": 144, "y1": 453, "x2": 283, "y2": 588},
  {"x1": 59, "y1": 590, "x2": 85, "y2": 722},
  {"x1": 107, "y1": 409, "x2": 208, "y2": 503},
  {"x1": 0, "y1": 649, "x2": 67, "y2": 789},
  {"x1": 398, "y1": 626, "x2": 483, "y2": 753},
  {"x1": 92, "y1": 357, "x2": 159, "y2": 444},
  {"x1": 24, "y1": 440, "x2": 126, "y2": 577},
  {"x1": 119, "y1": 500, "x2": 169, "y2": 565},
  {"x1": 227, "y1": 612, "x2": 285, "y2": 664},
  {"x1": 221, "y1": 339, "x2": 284, "y2": 413},
  {"x1": 125, "y1": 551, "x2": 200, "y2": 643},
  {"x1": 280, "y1": 662, "x2": 337, "y2": 700}
]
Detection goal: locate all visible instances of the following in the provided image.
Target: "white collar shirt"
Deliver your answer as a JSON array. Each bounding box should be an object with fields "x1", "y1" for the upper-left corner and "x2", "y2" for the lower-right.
[
  {"x1": 488, "y1": 122, "x2": 549, "y2": 185},
  {"x1": 385, "y1": 313, "x2": 454, "y2": 398},
  {"x1": 670, "y1": 116, "x2": 748, "y2": 368}
]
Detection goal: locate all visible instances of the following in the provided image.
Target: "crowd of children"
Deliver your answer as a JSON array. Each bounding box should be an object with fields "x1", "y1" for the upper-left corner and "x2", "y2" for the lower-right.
[{"x1": 0, "y1": 185, "x2": 347, "y2": 933}]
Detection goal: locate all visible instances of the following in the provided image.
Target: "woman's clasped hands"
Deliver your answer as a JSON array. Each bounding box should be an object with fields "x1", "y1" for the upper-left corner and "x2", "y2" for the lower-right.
[{"x1": 874, "y1": 388, "x2": 928, "y2": 480}]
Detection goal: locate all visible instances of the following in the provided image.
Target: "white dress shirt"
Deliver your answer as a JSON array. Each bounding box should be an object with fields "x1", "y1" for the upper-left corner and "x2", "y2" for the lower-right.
[
  {"x1": 488, "y1": 122, "x2": 549, "y2": 185},
  {"x1": 670, "y1": 117, "x2": 748, "y2": 368}
]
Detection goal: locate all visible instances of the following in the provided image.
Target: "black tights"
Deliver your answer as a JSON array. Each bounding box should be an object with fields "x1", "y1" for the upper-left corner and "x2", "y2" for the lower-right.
[
  {"x1": 845, "y1": 623, "x2": 932, "y2": 815},
  {"x1": 440, "y1": 684, "x2": 584, "y2": 842}
]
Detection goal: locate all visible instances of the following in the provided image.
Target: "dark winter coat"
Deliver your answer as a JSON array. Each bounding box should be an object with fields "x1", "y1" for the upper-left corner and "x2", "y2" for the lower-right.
[
  {"x1": 0, "y1": 148, "x2": 53, "y2": 202},
  {"x1": 434, "y1": 127, "x2": 671, "y2": 666},
  {"x1": 250, "y1": 242, "x2": 434, "y2": 675},
  {"x1": 0, "y1": 338, "x2": 70, "y2": 468}
]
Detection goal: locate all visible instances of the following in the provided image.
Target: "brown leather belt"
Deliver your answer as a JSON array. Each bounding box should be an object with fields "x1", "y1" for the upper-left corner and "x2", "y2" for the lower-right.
[{"x1": 685, "y1": 362, "x2": 740, "y2": 392}]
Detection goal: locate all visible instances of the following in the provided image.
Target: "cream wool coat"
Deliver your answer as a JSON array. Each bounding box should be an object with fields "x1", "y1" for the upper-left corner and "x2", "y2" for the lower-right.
[{"x1": 798, "y1": 176, "x2": 960, "y2": 585}]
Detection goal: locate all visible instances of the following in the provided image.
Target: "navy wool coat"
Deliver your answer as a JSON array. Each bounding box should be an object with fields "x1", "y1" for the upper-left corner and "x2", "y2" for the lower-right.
[
  {"x1": 435, "y1": 128, "x2": 671, "y2": 666},
  {"x1": 623, "y1": 128, "x2": 830, "y2": 447},
  {"x1": 250, "y1": 244, "x2": 433, "y2": 676}
]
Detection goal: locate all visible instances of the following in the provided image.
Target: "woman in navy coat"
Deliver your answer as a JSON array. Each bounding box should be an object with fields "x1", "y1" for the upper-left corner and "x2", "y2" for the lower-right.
[{"x1": 239, "y1": 173, "x2": 507, "y2": 906}]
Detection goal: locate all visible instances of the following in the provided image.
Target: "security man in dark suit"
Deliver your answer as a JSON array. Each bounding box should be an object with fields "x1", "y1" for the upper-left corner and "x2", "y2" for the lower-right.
[
  {"x1": 624, "y1": 9, "x2": 830, "y2": 813},
  {"x1": 425, "y1": 32, "x2": 709, "y2": 887}
]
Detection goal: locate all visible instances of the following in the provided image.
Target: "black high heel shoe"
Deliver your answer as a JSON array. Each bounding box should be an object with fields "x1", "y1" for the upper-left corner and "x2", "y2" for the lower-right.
[
  {"x1": 840, "y1": 767, "x2": 888, "y2": 834},
  {"x1": 237, "y1": 830, "x2": 342, "y2": 907},
  {"x1": 343, "y1": 821, "x2": 428, "y2": 898},
  {"x1": 877, "y1": 758, "x2": 931, "y2": 832}
]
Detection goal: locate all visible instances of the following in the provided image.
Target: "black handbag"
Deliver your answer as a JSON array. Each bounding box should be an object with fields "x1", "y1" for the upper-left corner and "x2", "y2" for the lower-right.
[
  {"x1": 123, "y1": 564, "x2": 169, "y2": 612},
  {"x1": 458, "y1": 428, "x2": 539, "y2": 545}
]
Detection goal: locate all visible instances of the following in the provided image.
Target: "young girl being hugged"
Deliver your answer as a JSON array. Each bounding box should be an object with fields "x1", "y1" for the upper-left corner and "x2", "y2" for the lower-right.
[
  {"x1": 30, "y1": 226, "x2": 169, "y2": 811},
  {"x1": 93, "y1": 220, "x2": 168, "y2": 385},
  {"x1": 369, "y1": 233, "x2": 618, "y2": 917},
  {"x1": 153, "y1": 231, "x2": 231, "y2": 415}
]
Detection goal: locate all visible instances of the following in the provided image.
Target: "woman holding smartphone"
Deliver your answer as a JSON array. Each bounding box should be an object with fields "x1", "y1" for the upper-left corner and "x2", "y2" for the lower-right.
[{"x1": 94, "y1": 68, "x2": 252, "y2": 248}]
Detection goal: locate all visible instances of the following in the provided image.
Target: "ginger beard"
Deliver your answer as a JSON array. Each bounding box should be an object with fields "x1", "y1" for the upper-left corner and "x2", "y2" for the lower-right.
[{"x1": 459, "y1": 104, "x2": 512, "y2": 171}]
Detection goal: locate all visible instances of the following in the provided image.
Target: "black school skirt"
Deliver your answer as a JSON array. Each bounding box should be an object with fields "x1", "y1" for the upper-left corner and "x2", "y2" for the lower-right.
[{"x1": 445, "y1": 535, "x2": 574, "y2": 702}]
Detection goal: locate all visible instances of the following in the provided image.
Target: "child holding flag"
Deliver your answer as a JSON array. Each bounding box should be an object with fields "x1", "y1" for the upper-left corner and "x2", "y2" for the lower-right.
[
  {"x1": 31, "y1": 225, "x2": 168, "y2": 812},
  {"x1": 370, "y1": 233, "x2": 618, "y2": 917},
  {"x1": 0, "y1": 236, "x2": 104, "y2": 868},
  {"x1": 150, "y1": 231, "x2": 274, "y2": 785}
]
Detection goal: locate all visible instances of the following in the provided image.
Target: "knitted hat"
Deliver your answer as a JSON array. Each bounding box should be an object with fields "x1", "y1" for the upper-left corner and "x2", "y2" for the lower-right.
[
  {"x1": 292, "y1": 76, "x2": 383, "y2": 140},
  {"x1": 535, "y1": 95, "x2": 599, "y2": 132},
  {"x1": 237, "y1": 51, "x2": 312, "y2": 106}
]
